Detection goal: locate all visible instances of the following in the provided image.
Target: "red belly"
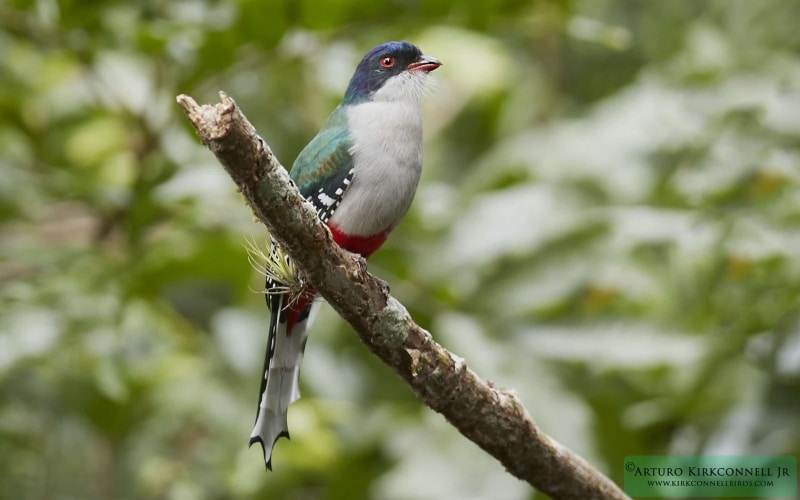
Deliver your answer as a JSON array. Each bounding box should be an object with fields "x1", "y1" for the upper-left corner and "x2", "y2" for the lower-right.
[
  {"x1": 283, "y1": 223, "x2": 391, "y2": 334},
  {"x1": 328, "y1": 223, "x2": 391, "y2": 258}
]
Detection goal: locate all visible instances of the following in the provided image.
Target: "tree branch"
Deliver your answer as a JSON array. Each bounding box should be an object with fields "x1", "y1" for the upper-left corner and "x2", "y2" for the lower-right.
[{"x1": 176, "y1": 91, "x2": 630, "y2": 500}]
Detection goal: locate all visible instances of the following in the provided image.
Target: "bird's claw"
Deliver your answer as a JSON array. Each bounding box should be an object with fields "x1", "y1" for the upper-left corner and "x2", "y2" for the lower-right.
[
  {"x1": 376, "y1": 276, "x2": 390, "y2": 294},
  {"x1": 357, "y1": 255, "x2": 369, "y2": 273}
]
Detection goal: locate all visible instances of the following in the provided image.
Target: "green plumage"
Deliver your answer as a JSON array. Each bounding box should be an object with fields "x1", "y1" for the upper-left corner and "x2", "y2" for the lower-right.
[{"x1": 290, "y1": 106, "x2": 354, "y2": 199}]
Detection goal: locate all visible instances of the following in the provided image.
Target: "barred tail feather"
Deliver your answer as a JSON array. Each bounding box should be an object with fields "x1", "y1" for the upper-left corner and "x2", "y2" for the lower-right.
[{"x1": 249, "y1": 294, "x2": 322, "y2": 469}]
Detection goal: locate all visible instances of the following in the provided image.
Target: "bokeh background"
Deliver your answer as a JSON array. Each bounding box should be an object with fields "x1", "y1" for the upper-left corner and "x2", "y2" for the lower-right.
[{"x1": 2, "y1": 0, "x2": 800, "y2": 498}]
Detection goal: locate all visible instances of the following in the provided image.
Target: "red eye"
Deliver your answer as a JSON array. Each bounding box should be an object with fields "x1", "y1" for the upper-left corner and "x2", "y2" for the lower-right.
[{"x1": 380, "y1": 56, "x2": 394, "y2": 68}]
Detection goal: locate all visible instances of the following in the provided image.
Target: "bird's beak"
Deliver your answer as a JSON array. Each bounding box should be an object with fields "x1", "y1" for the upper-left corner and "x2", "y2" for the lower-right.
[{"x1": 408, "y1": 55, "x2": 442, "y2": 73}]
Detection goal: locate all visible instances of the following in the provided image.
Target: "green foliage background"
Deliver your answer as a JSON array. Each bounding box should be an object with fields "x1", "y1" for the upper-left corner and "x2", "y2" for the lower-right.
[{"x1": 2, "y1": 0, "x2": 800, "y2": 498}]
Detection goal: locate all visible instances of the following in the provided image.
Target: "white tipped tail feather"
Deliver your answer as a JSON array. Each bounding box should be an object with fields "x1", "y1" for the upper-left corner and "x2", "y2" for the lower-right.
[{"x1": 250, "y1": 293, "x2": 322, "y2": 469}]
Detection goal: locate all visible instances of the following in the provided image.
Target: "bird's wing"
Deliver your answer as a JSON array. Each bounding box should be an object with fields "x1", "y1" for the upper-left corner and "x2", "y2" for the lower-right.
[{"x1": 290, "y1": 117, "x2": 355, "y2": 224}]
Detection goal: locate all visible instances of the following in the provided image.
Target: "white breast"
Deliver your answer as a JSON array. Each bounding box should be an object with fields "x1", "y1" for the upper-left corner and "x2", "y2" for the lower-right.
[{"x1": 331, "y1": 97, "x2": 424, "y2": 237}]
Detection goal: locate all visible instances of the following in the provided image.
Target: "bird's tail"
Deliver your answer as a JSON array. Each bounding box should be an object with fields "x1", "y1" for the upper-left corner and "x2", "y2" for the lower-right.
[{"x1": 249, "y1": 293, "x2": 320, "y2": 469}]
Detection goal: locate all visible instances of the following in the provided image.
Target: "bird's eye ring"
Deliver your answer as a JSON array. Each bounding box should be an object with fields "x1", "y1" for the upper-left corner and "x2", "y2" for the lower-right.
[{"x1": 380, "y1": 56, "x2": 394, "y2": 68}]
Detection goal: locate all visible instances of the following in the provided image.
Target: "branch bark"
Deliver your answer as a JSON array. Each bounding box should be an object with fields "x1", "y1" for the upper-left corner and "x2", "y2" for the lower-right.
[{"x1": 176, "y1": 91, "x2": 630, "y2": 500}]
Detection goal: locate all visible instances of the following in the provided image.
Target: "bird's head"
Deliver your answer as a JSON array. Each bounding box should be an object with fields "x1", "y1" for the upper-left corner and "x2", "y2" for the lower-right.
[{"x1": 343, "y1": 41, "x2": 441, "y2": 105}]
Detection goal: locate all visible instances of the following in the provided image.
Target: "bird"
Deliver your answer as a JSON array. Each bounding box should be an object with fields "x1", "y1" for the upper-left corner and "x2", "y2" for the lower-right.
[{"x1": 249, "y1": 41, "x2": 441, "y2": 469}]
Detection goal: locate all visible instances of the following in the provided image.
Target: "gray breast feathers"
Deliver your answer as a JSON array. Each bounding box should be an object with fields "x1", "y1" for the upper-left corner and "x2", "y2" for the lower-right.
[{"x1": 331, "y1": 100, "x2": 424, "y2": 237}]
